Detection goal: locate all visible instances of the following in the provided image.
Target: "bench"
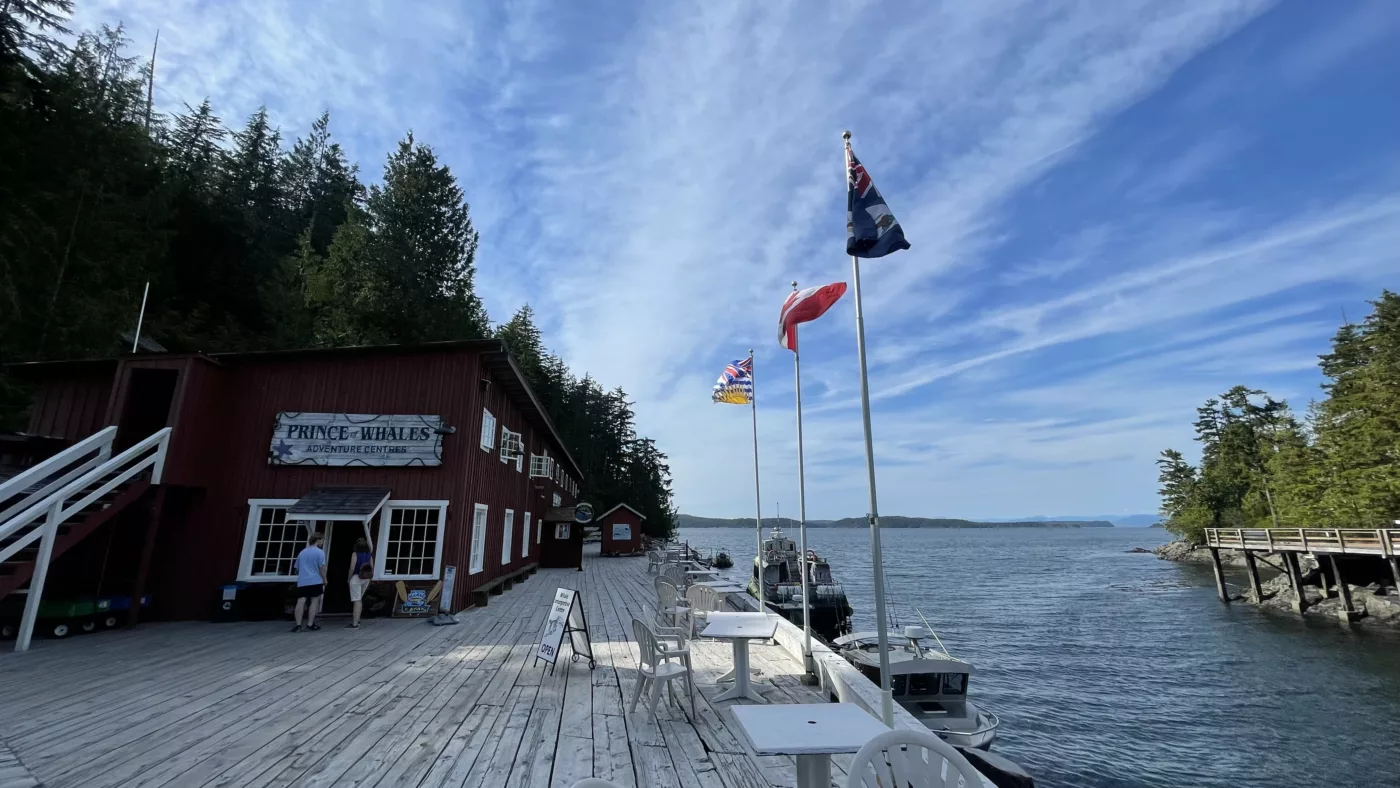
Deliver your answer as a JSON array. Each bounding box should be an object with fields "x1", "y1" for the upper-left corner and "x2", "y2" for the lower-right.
[{"x1": 470, "y1": 562, "x2": 538, "y2": 608}]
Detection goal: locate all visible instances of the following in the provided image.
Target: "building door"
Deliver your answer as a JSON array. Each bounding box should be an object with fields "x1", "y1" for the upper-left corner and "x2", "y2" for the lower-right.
[
  {"x1": 321, "y1": 522, "x2": 359, "y2": 615},
  {"x1": 116, "y1": 368, "x2": 178, "y2": 450}
]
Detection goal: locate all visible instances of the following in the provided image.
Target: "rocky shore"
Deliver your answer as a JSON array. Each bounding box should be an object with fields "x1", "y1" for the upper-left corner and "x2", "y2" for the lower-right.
[{"x1": 1153, "y1": 539, "x2": 1400, "y2": 626}]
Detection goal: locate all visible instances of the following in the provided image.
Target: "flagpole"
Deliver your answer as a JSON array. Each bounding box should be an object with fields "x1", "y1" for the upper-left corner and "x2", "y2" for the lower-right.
[
  {"x1": 845, "y1": 130, "x2": 894, "y2": 727},
  {"x1": 791, "y1": 283, "x2": 814, "y2": 676},
  {"x1": 749, "y1": 348, "x2": 765, "y2": 612}
]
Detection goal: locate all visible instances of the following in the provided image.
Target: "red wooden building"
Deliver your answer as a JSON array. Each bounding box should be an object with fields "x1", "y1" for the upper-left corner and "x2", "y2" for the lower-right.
[
  {"x1": 599, "y1": 503, "x2": 645, "y2": 556},
  {"x1": 2, "y1": 340, "x2": 583, "y2": 624}
]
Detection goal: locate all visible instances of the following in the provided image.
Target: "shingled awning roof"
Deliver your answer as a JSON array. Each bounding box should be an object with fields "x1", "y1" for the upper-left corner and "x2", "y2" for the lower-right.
[{"x1": 287, "y1": 486, "x2": 391, "y2": 523}]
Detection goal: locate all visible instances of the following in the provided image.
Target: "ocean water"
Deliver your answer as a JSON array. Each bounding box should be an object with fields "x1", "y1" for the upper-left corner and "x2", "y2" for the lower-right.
[{"x1": 678, "y1": 526, "x2": 1400, "y2": 788}]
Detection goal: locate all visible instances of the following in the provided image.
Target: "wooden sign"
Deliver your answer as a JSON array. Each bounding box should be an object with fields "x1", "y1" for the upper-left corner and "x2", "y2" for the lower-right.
[
  {"x1": 440, "y1": 566, "x2": 457, "y2": 614},
  {"x1": 611, "y1": 523, "x2": 632, "y2": 541},
  {"x1": 394, "y1": 580, "x2": 442, "y2": 617},
  {"x1": 269, "y1": 412, "x2": 444, "y2": 467},
  {"x1": 534, "y1": 588, "x2": 595, "y2": 671}
]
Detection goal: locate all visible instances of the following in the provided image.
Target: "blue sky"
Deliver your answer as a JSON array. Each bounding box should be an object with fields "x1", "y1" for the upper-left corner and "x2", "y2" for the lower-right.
[{"x1": 76, "y1": 1, "x2": 1400, "y2": 520}]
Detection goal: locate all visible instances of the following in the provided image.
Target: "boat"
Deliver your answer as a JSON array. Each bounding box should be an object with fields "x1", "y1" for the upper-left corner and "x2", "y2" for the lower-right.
[
  {"x1": 712, "y1": 551, "x2": 733, "y2": 569},
  {"x1": 747, "y1": 524, "x2": 853, "y2": 640},
  {"x1": 833, "y1": 625, "x2": 1000, "y2": 750}
]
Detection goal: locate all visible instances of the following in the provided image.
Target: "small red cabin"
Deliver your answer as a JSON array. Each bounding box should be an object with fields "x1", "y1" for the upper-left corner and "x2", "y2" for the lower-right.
[{"x1": 599, "y1": 503, "x2": 645, "y2": 556}]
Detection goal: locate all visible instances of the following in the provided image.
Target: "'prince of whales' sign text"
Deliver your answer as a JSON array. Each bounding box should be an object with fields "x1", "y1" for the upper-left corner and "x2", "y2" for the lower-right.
[{"x1": 269, "y1": 413, "x2": 444, "y2": 466}]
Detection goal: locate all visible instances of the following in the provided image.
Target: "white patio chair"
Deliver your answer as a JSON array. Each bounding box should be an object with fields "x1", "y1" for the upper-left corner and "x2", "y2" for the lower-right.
[
  {"x1": 630, "y1": 617, "x2": 695, "y2": 719},
  {"x1": 641, "y1": 603, "x2": 693, "y2": 673},
  {"x1": 655, "y1": 578, "x2": 690, "y2": 628},
  {"x1": 646, "y1": 551, "x2": 663, "y2": 575},
  {"x1": 846, "y1": 729, "x2": 986, "y2": 788},
  {"x1": 662, "y1": 565, "x2": 689, "y2": 590},
  {"x1": 684, "y1": 584, "x2": 718, "y2": 637}
]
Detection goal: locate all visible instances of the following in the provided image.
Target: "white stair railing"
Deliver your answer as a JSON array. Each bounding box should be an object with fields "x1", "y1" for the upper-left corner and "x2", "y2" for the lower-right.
[
  {"x1": 0, "y1": 426, "x2": 117, "y2": 525},
  {"x1": 3, "y1": 427, "x2": 171, "y2": 652}
]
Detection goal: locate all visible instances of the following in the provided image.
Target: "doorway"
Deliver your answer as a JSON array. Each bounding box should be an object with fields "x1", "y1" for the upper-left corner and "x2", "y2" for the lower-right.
[
  {"x1": 117, "y1": 368, "x2": 178, "y2": 450},
  {"x1": 321, "y1": 521, "x2": 366, "y2": 615}
]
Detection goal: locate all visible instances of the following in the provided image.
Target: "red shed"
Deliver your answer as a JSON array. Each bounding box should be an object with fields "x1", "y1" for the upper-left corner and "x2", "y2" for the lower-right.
[
  {"x1": 598, "y1": 503, "x2": 645, "y2": 556},
  {"x1": 2, "y1": 340, "x2": 585, "y2": 624}
]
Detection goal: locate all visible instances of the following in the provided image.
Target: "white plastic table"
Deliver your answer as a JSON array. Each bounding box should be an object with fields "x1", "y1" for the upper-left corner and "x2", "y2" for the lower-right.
[
  {"x1": 698, "y1": 582, "x2": 745, "y2": 593},
  {"x1": 731, "y1": 703, "x2": 890, "y2": 788},
  {"x1": 701, "y1": 612, "x2": 778, "y2": 703}
]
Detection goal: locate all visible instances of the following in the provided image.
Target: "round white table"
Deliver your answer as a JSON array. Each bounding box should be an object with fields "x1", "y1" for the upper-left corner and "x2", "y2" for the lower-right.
[{"x1": 700, "y1": 612, "x2": 778, "y2": 703}]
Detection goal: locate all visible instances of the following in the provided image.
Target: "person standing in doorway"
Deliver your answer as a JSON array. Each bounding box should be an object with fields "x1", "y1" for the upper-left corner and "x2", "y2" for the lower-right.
[
  {"x1": 292, "y1": 532, "x2": 327, "y2": 632},
  {"x1": 347, "y1": 538, "x2": 373, "y2": 629}
]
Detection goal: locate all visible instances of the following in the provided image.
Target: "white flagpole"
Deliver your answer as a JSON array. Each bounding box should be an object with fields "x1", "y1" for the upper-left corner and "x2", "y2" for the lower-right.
[
  {"x1": 845, "y1": 130, "x2": 894, "y2": 726},
  {"x1": 749, "y1": 348, "x2": 765, "y2": 612},
  {"x1": 131, "y1": 281, "x2": 150, "y2": 353},
  {"x1": 791, "y1": 283, "x2": 814, "y2": 675}
]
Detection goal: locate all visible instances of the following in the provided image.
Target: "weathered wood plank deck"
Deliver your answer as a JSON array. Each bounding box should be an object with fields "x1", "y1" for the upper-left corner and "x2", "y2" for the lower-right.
[{"x1": 0, "y1": 546, "x2": 837, "y2": 788}]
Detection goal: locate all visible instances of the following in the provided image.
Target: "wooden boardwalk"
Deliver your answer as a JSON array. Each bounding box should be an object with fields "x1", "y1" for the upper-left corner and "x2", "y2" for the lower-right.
[{"x1": 0, "y1": 545, "x2": 840, "y2": 788}]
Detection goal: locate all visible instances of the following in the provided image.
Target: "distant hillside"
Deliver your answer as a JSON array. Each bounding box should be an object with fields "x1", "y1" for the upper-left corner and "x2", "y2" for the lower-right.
[
  {"x1": 984, "y1": 513, "x2": 1162, "y2": 527},
  {"x1": 677, "y1": 514, "x2": 1114, "y2": 529}
]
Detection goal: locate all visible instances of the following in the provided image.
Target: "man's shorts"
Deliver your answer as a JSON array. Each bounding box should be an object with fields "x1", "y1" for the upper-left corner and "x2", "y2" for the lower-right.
[
  {"x1": 296, "y1": 584, "x2": 324, "y2": 599},
  {"x1": 348, "y1": 577, "x2": 369, "y2": 602}
]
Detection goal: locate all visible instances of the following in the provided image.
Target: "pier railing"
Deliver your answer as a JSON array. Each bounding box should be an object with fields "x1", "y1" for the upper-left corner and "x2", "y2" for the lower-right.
[{"x1": 1205, "y1": 527, "x2": 1400, "y2": 557}]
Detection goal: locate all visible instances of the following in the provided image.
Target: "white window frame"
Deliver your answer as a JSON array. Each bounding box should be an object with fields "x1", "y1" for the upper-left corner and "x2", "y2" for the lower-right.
[
  {"x1": 501, "y1": 509, "x2": 515, "y2": 566},
  {"x1": 536, "y1": 516, "x2": 543, "y2": 545},
  {"x1": 552, "y1": 493, "x2": 561, "y2": 507},
  {"x1": 522, "y1": 512, "x2": 531, "y2": 558},
  {"x1": 469, "y1": 503, "x2": 488, "y2": 574},
  {"x1": 374, "y1": 500, "x2": 448, "y2": 581},
  {"x1": 481, "y1": 409, "x2": 497, "y2": 451},
  {"x1": 238, "y1": 499, "x2": 303, "y2": 582}
]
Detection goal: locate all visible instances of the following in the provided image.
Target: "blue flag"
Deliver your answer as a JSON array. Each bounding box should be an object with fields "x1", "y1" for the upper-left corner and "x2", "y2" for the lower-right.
[{"x1": 846, "y1": 139, "x2": 911, "y2": 259}]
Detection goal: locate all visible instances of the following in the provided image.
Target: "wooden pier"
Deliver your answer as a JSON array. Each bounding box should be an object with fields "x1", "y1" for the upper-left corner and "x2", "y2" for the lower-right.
[
  {"x1": 0, "y1": 545, "x2": 929, "y2": 788},
  {"x1": 1204, "y1": 527, "x2": 1400, "y2": 621}
]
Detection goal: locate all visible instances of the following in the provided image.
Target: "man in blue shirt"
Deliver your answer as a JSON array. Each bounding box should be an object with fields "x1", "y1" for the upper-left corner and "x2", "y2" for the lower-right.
[{"x1": 292, "y1": 532, "x2": 327, "y2": 632}]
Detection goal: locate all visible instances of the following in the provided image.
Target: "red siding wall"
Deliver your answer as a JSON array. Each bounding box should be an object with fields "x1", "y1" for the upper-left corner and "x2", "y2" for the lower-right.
[
  {"x1": 25, "y1": 365, "x2": 116, "y2": 440},
  {"x1": 19, "y1": 345, "x2": 580, "y2": 619}
]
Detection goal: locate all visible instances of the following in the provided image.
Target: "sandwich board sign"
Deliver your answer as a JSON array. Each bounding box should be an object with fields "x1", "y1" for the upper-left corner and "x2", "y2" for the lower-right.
[{"x1": 534, "y1": 588, "x2": 595, "y2": 672}]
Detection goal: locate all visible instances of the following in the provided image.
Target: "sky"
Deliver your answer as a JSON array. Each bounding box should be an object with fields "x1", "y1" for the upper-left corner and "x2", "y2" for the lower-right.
[{"x1": 72, "y1": 0, "x2": 1400, "y2": 520}]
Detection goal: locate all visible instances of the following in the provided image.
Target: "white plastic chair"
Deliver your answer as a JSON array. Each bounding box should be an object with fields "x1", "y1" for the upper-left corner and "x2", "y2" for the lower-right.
[
  {"x1": 655, "y1": 578, "x2": 690, "y2": 628},
  {"x1": 630, "y1": 617, "x2": 695, "y2": 719},
  {"x1": 846, "y1": 729, "x2": 986, "y2": 788},
  {"x1": 662, "y1": 565, "x2": 689, "y2": 590},
  {"x1": 684, "y1": 584, "x2": 718, "y2": 637},
  {"x1": 646, "y1": 551, "x2": 663, "y2": 575},
  {"x1": 641, "y1": 603, "x2": 694, "y2": 673}
]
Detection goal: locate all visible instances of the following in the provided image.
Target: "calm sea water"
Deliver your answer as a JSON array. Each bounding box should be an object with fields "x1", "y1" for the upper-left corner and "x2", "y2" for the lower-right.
[{"x1": 678, "y1": 526, "x2": 1400, "y2": 788}]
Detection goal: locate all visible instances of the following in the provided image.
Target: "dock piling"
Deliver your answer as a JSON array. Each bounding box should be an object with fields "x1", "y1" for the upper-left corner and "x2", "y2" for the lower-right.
[
  {"x1": 1208, "y1": 547, "x2": 1230, "y2": 603},
  {"x1": 1242, "y1": 550, "x2": 1264, "y2": 602},
  {"x1": 1283, "y1": 553, "x2": 1307, "y2": 614},
  {"x1": 1328, "y1": 555, "x2": 1365, "y2": 623}
]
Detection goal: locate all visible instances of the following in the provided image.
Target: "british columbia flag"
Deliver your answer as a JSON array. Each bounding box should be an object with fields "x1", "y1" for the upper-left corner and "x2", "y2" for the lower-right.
[{"x1": 711, "y1": 356, "x2": 754, "y2": 405}]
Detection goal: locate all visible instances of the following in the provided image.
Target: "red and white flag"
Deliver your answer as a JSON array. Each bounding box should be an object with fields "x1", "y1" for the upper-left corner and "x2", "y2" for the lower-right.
[{"x1": 779, "y1": 282, "x2": 848, "y2": 352}]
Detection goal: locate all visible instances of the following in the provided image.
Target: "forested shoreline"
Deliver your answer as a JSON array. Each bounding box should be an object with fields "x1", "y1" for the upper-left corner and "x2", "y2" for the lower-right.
[
  {"x1": 0, "y1": 3, "x2": 677, "y2": 535},
  {"x1": 1157, "y1": 291, "x2": 1399, "y2": 544}
]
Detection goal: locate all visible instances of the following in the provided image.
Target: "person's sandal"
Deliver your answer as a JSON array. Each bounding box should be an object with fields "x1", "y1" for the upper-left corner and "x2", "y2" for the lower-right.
[
  {"x1": 290, "y1": 625, "x2": 303, "y2": 633},
  {"x1": 307, "y1": 624, "x2": 322, "y2": 631},
  {"x1": 345, "y1": 623, "x2": 359, "y2": 629}
]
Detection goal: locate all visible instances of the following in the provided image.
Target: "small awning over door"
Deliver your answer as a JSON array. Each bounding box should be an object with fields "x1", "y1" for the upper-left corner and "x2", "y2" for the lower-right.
[{"x1": 287, "y1": 486, "x2": 391, "y2": 523}]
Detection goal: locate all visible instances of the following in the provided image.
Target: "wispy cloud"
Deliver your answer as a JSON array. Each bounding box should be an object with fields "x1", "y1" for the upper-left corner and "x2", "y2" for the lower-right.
[{"x1": 67, "y1": 0, "x2": 1400, "y2": 518}]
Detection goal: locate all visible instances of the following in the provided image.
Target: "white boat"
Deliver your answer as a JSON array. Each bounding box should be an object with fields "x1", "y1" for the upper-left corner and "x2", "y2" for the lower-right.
[{"x1": 833, "y1": 625, "x2": 1000, "y2": 749}]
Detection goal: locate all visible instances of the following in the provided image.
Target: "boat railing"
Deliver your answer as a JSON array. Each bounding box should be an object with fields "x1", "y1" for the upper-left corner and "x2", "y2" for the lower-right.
[{"x1": 770, "y1": 581, "x2": 846, "y2": 603}]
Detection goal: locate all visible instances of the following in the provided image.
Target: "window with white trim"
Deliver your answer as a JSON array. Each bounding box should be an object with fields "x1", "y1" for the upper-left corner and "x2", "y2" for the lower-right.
[
  {"x1": 529, "y1": 454, "x2": 554, "y2": 478},
  {"x1": 500, "y1": 426, "x2": 523, "y2": 466},
  {"x1": 469, "y1": 503, "x2": 488, "y2": 574},
  {"x1": 552, "y1": 493, "x2": 561, "y2": 507},
  {"x1": 501, "y1": 509, "x2": 515, "y2": 565},
  {"x1": 239, "y1": 499, "x2": 303, "y2": 581},
  {"x1": 481, "y1": 409, "x2": 497, "y2": 451},
  {"x1": 522, "y1": 512, "x2": 532, "y2": 557},
  {"x1": 536, "y1": 516, "x2": 543, "y2": 544},
  {"x1": 376, "y1": 501, "x2": 447, "y2": 580}
]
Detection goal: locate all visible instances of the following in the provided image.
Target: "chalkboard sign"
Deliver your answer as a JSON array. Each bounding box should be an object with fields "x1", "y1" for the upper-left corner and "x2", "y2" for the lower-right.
[{"x1": 534, "y1": 588, "x2": 595, "y2": 672}]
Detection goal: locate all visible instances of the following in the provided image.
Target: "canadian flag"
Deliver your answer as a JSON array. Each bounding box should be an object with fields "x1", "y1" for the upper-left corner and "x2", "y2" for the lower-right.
[{"x1": 779, "y1": 282, "x2": 848, "y2": 352}]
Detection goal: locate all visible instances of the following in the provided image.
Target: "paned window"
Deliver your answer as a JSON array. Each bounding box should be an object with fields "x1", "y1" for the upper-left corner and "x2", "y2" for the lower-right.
[
  {"x1": 502, "y1": 509, "x2": 515, "y2": 565},
  {"x1": 522, "y1": 512, "x2": 532, "y2": 558},
  {"x1": 481, "y1": 409, "x2": 497, "y2": 450},
  {"x1": 470, "y1": 504, "x2": 488, "y2": 574},
  {"x1": 239, "y1": 500, "x2": 303, "y2": 580},
  {"x1": 377, "y1": 502, "x2": 447, "y2": 580}
]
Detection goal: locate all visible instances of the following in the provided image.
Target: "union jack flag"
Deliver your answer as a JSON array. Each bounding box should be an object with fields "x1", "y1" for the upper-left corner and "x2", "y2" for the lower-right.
[{"x1": 712, "y1": 356, "x2": 754, "y2": 405}]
